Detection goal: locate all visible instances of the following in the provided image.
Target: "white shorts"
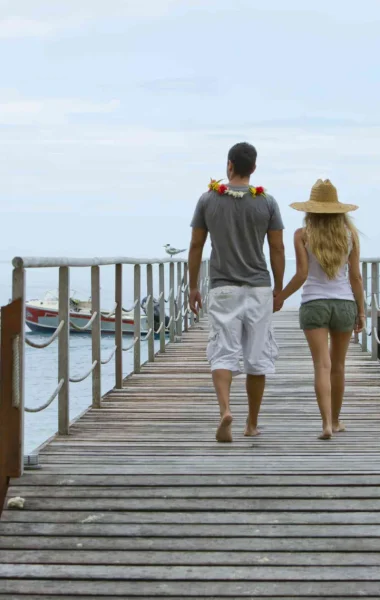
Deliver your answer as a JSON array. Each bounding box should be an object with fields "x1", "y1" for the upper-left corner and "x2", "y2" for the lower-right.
[{"x1": 207, "y1": 286, "x2": 279, "y2": 376}]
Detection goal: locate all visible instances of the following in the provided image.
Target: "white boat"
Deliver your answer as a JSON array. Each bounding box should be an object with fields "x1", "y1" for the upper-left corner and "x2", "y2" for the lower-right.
[{"x1": 25, "y1": 292, "x2": 148, "y2": 335}]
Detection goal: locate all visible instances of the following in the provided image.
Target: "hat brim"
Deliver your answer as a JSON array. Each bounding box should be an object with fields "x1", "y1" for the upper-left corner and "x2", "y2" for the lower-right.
[{"x1": 290, "y1": 201, "x2": 358, "y2": 214}]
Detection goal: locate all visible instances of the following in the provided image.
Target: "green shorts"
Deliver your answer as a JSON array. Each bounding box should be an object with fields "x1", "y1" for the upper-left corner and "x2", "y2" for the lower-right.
[{"x1": 299, "y1": 299, "x2": 357, "y2": 332}]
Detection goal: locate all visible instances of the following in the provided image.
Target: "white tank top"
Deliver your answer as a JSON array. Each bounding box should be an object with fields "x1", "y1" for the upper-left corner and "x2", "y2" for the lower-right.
[{"x1": 301, "y1": 232, "x2": 355, "y2": 304}]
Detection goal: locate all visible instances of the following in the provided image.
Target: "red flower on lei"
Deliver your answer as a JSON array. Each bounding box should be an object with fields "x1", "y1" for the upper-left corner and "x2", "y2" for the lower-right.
[{"x1": 208, "y1": 178, "x2": 266, "y2": 197}]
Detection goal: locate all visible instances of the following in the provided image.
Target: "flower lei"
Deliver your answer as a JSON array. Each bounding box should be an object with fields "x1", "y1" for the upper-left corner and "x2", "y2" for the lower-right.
[{"x1": 208, "y1": 178, "x2": 265, "y2": 198}]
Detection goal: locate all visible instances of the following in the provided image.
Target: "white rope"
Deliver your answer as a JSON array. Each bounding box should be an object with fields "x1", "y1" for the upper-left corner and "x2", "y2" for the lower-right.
[
  {"x1": 166, "y1": 316, "x2": 173, "y2": 329},
  {"x1": 155, "y1": 321, "x2": 164, "y2": 334},
  {"x1": 158, "y1": 291, "x2": 164, "y2": 301},
  {"x1": 373, "y1": 326, "x2": 380, "y2": 345},
  {"x1": 122, "y1": 299, "x2": 139, "y2": 312},
  {"x1": 165, "y1": 288, "x2": 174, "y2": 303},
  {"x1": 103, "y1": 302, "x2": 117, "y2": 319},
  {"x1": 25, "y1": 320, "x2": 64, "y2": 349},
  {"x1": 24, "y1": 379, "x2": 64, "y2": 413},
  {"x1": 70, "y1": 360, "x2": 98, "y2": 383},
  {"x1": 70, "y1": 311, "x2": 98, "y2": 332},
  {"x1": 374, "y1": 294, "x2": 380, "y2": 312},
  {"x1": 101, "y1": 345, "x2": 117, "y2": 364},
  {"x1": 12, "y1": 335, "x2": 20, "y2": 408},
  {"x1": 122, "y1": 337, "x2": 139, "y2": 352},
  {"x1": 175, "y1": 311, "x2": 182, "y2": 323},
  {"x1": 141, "y1": 328, "x2": 153, "y2": 341}
]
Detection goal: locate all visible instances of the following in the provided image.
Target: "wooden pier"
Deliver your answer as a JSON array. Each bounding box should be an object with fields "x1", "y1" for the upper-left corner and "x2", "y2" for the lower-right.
[{"x1": 1, "y1": 309, "x2": 380, "y2": 598}]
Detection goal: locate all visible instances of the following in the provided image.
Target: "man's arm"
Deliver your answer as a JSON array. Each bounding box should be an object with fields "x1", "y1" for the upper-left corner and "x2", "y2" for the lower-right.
[
  {"x1": 188, "y1": 227, "x2": 208, "y2": 314},
  {"x1": 267, "y1": 229, "x2": 285, "y2": 295}
]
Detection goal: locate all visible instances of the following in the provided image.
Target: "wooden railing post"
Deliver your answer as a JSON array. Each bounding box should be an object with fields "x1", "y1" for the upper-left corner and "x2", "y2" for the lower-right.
[
  {"x1": 11, "y1": 267, "x2": 25, "y2": 464},
  {"x1": 169, "y1": 262, "x2": 175, "y2": 343},
  {"x1": 58, "y1": 267, "x2": 70, "y2": 435},
  {"x1": 183, "y1": 262, "x2": 189, "y2": 332},
  {"x1": 176, "y1": 262, "x2": 182, "y2": 339},
  {"x1": 147, "y1": 264, "x2": 154, "y2": 362},
  {"x1": 134, "y1": 264, "x2": 141, "y2": 373},
  {"x1": 199, "y1": 261, "x2": 205, "y2": 319},
  {"x1": 371, "y1": 261, "x2": 379, "y2": 361},
  {"x1": 362, "y1": 262, "x2": 368, "y2": 352},
  {"x1": 159, "y1": 263, "x2": 166, "y2": 353},
  {"x1": 115, "y1": 264, "x2": 123, "y2": 388},
  {"x1": 91, "y1": 266, "x2": 101, "y2": 408}
]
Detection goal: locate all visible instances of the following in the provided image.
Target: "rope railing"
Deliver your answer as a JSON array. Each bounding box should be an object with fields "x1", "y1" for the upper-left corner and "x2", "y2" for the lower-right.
[
  {"x1": 70, "y1": 311, "x2": 98, "y2": 332},
  {"x1": 69, "y1": 360, "x2": 98, "y2": 383},
  {"x1": 25, "y1": 320, "x2": 64, "y2": 349},
  {"x1": 101, "y1": 345, "x2": 117, "y2": 365},
  {"x1": 373, "y1": 327, "x2": 380, "y2": 345},
  {"x1": 122, "y1": 337, "x2": 139, "y2": 352},
  {"x1": 155, "y1": 322, "x2": 164, "y2": 334},
  {"x1": 102, "y1": 302, "x2": 117, "y2": 319},
  {"x1": 24, "y1": 379, "x2": 64, "y2": 413},
  {"x1": 140, "y1": 328, "x2": 153, "y2": 342},
  {"x1": 9, "y1": 257, "x2": 210, "y2": 451},
  {"x1": 122, "y1": 298, "x2": 139, "y2": 313}
]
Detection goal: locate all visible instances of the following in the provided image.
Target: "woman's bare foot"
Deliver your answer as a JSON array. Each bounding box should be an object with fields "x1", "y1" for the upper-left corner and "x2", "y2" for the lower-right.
[
  {"x1": 319, "y1": 425, "x2": 332, "y2": 440},
  {"x1": 333, "y1": 421, "x2": 346, "y2": 433},
  {"x1": 216, "y1": 412, "x2": 233, "y2": 443},
  {"x1": 244, "y1": 424, "x2": 261, "y2": 437}
]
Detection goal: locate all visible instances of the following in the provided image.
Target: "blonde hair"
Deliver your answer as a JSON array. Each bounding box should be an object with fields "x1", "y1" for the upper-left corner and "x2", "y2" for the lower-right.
[{"x1": 305, "y1": 213, "x2": 359, "y2": 280}]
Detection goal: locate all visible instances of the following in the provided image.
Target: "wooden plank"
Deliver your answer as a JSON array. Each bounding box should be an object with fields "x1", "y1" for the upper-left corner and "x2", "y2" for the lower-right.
[
  {"x1": 2, "y1": 580, "x2": 380, "y2": 596},
  {"x1": 1, "y1": 311, "x2": 380, "y2": 598}
]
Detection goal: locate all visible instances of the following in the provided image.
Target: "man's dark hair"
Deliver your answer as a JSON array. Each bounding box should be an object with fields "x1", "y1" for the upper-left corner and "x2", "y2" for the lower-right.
[{"x1": 228, "y1": 142, "x2": 257, "y2": 177}]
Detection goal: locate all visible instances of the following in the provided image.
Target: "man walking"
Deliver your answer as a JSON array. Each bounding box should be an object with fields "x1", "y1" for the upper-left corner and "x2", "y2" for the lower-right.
[{"x1": 188, "y1": 142, "x2": 285, "y2": 442}]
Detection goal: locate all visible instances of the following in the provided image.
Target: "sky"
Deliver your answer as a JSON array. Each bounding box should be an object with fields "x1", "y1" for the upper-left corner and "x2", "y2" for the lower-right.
[{"x1": 1, "y1": 0, "x2": 380, "y2": 264}]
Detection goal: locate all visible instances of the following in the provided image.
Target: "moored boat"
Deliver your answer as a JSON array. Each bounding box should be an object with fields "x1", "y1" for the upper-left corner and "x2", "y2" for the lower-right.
[{"x1": 25, "y1": 292, "x2": 149, "y2": 335}]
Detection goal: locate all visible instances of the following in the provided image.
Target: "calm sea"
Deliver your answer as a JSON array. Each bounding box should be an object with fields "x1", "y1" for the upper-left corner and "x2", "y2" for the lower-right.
[{"x1": 0, "y1": 259, "x2": 298, "y2": 454}]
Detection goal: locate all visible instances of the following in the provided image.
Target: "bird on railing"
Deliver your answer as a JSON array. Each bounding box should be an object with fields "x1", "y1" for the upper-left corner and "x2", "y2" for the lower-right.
[{"x1": 164, "y1": 244, "x2": 187, "y2": 256}]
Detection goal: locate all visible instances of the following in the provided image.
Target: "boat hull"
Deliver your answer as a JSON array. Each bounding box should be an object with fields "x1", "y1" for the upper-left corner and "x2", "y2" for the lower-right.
[{"x1": 26, "y1": 305, "x2": 148, "y2": 335}]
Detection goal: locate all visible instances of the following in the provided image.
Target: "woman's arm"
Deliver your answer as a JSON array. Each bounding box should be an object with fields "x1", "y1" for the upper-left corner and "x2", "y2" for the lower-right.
[
  {"x1": 273, "y1": 228, "x2": 308, "y2": 312},
  {"x1": 348, "y1": 238, "x2": 365, "y2": 332}
]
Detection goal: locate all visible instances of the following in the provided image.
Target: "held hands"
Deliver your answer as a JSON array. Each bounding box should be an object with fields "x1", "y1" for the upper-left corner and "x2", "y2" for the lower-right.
[
  {"x1": 273, "y1": 288, "x2": 284, "y2": 313},
  {"x1": 189, "y1": 288, "x2": 203, "y2": 315}
]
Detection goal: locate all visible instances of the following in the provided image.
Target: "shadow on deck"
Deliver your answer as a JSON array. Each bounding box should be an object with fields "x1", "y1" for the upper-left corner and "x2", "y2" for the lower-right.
[{"x1": 1, "y1": 310, "x2": 380, "y2": 598}]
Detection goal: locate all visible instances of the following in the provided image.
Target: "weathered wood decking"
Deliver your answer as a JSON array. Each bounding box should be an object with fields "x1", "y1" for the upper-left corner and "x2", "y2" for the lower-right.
[{"x1": 1, "y1": 309, "x2": 380, "y2": 598}]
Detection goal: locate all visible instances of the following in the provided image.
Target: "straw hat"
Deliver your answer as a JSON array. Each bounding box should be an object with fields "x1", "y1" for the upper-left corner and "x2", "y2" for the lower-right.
[{"x1": 290, "y1": 179, "x2": 358, "y2": 214}]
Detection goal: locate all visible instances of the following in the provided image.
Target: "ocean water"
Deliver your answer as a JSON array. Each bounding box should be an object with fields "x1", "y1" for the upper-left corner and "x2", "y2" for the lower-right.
[{"x1": 0, "y1": 259, "x2": 299, "y2": 454}]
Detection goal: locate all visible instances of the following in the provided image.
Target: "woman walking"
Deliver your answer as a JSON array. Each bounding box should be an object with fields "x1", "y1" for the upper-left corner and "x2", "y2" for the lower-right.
[{"x1": 274, "y1": 179, "x2": 365, "y2": 439}]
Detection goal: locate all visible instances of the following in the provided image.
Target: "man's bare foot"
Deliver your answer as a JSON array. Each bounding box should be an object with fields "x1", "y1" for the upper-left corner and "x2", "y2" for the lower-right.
[
  {"x1": 333, "y1": 422, "x2": 346, "y2": 433},
  {"x1": 216, "y1": 412, "x2": 233, "y2": 443},
  {"x1": 319, "y1": 426, "x2": 332, "y2": 440},
  {"x1": 244, "y1": 424, "x2": 261, "y2": 437}
]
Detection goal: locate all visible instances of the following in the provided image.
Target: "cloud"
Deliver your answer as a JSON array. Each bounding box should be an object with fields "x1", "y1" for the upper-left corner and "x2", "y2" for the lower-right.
[
  {"x1": 0, "y1": 17, "x2": 56, "y2": 38},
  {"x1": 0, "y1": 0, "x2": 181, "y2": 38},
  {"x1": 0, "y1": 97, "x2": 120, "y2": 125}
]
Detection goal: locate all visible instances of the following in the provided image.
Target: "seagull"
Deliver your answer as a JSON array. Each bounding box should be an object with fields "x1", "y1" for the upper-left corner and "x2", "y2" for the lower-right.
[{"x1": 164, "y1": 244, "x2": 187, "y2": 256}]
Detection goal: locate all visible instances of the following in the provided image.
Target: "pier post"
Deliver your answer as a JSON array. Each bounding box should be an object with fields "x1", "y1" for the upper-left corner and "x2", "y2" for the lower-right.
[
  {"x1": 169, "y1": 262, "x2": 175, "y2": 343},
  {"x1": 115, "y1": 264, "x2": 123, "y2": 388},
  {"x1": 183, "y1": 262, "x2": 189, "y2": 332},
  {"x1": 147, "y1": 264, "x2": 154, "y2": 362},
  {"x1": 58, "y1": 267, "x2": 70, "y2": 434},
  {"x1": 362, "y1": 262, "x2": 368, "y2": 352},
  {"x1": 91, "y1": 266, "x2": 101, "y2": 408},
  {"x1": 371, "y1": 262, "x2": 379, "y2": 360},
  {"x1": 176, "y1": 262, "x2": 182, "y2": 339},
  {"x1": 159, "y1": 263, "x2": 166, "y2": 353},
  {"x1": 134, "y1": 264, "x2": 141, "y2": 373}
]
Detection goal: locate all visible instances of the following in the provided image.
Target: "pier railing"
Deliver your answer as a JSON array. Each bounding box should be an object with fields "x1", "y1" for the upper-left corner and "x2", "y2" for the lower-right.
[
  {"x1": 1, "y1": 256, "x2": 209, "y2": 484},
  {"x1": 359, "y1": 258, "x2": 380, "y2": 360}
]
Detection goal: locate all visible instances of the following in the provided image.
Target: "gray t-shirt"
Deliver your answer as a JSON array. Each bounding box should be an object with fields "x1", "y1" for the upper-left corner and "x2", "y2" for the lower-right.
[{"x1": 191, "y1": 185, "x2": 284, "y2": 289}]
